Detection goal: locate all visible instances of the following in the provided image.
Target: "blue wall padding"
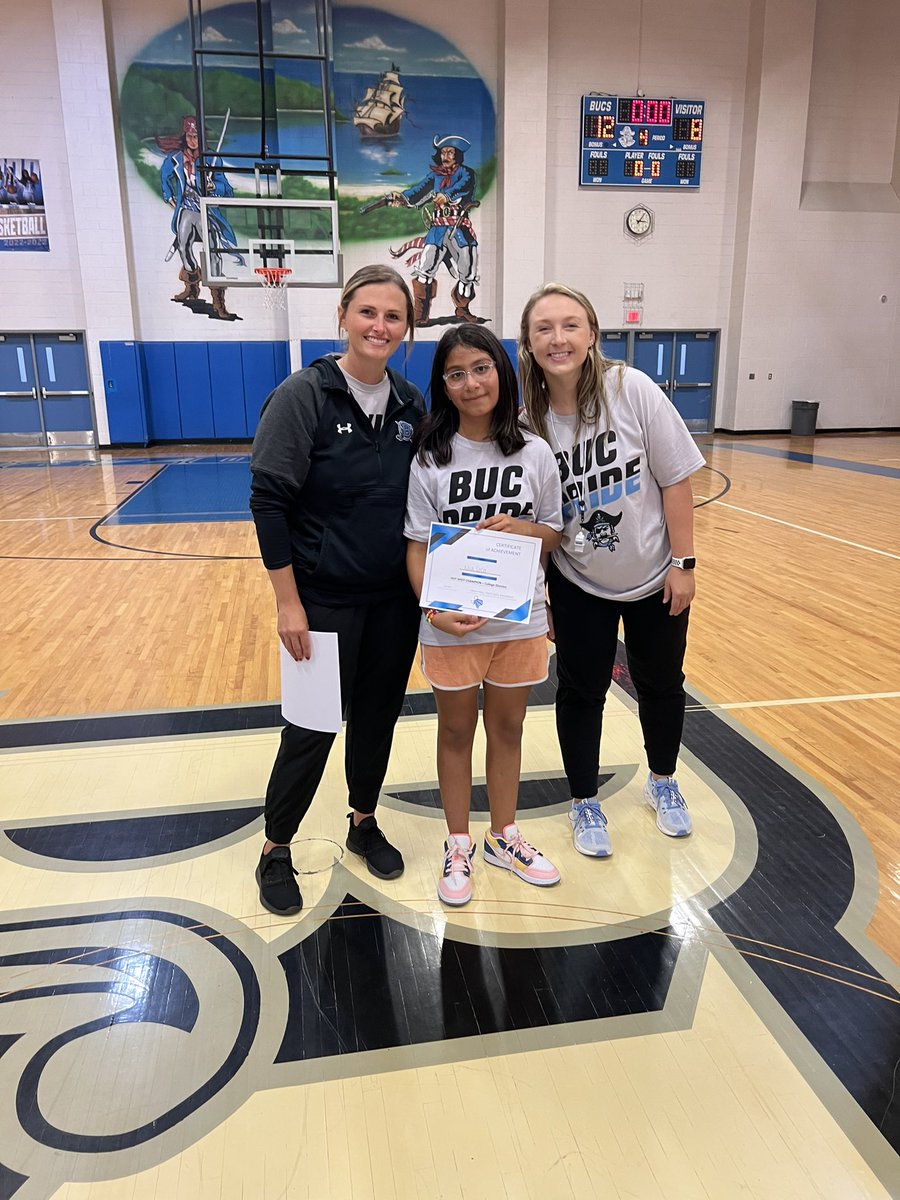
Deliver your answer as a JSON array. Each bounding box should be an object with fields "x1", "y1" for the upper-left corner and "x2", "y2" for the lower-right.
[
  {"x1": 100, "y1": 337, "x2": 523, "y2": 446},
  {"x1": 101, "y1": 341, "x2": 291, "y2": 445},
  {"x1": 209, "y1": 343, "x2": 246, "y2": 438},
  {"x1": 100, "y1": 341, "x2": 147, "y2": 444},
  {"x1": 174, "y1": 344, "x2": 215, "y2": 439},
  {"x1": 141, "y1": 342, "x2": 181, "y2": 440}
]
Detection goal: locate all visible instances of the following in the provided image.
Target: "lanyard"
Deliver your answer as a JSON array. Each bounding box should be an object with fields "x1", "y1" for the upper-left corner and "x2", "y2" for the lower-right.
[{"x1": 547, "y1": 409, "x2": 587, "y2": 516}]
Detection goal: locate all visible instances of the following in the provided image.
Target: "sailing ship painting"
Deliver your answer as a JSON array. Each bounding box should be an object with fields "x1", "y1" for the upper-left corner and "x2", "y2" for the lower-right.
[{"x1": 353, "y1": 65, "x2": 407, "y2": 138}]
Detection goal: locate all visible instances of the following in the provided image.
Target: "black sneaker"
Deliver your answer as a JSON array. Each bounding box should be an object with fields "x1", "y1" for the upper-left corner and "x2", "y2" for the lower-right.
[
  {"x1": 346, "y1": 813, "x2": 404, "y2": 880},
  {"x1": 256, "y1": 845, "x2": 303, "y2": 916}
]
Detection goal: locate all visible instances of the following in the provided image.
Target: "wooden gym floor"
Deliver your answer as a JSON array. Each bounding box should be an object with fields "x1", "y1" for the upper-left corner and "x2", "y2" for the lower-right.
[{"x1": 0, "y1": 432, "x2": 898, "y2": 1199}]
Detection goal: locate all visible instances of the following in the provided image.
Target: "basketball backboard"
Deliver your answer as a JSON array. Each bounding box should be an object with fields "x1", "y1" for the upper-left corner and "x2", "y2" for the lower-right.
[{"x1": 198, "y1": 197, "x2": 340, "y2": 287}]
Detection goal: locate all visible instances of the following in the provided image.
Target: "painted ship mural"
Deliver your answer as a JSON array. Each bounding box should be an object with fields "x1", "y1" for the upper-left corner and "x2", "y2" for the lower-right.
[{"x1": 353, "y1": 65, "x2": 407, "y2": 138}]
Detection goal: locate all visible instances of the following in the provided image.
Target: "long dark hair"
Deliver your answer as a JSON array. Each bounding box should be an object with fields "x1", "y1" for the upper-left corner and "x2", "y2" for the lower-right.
[{"x1": 414, "y1": 325, "x2": 525, "y2": 466}]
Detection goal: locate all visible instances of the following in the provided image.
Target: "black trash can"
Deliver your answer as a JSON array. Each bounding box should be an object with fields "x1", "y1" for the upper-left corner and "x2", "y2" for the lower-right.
[{"x1": 790, "y1": 400, "x2": 818, "y2": 436}]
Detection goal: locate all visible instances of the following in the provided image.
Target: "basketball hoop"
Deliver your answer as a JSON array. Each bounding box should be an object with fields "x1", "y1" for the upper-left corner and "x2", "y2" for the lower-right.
[{"x1": 255, "y1": 265, "x2": 292, "y2": 310}]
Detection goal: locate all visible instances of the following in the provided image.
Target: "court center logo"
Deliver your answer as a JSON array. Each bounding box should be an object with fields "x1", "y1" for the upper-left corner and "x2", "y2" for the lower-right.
[{"x1": 0, "y1": 694, "x2": 896, "y2": 1195}]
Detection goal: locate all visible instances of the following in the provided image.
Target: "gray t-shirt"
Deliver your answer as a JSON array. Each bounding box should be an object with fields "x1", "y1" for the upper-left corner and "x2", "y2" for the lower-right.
[
  {"x1": 337, "y1": 362, "x2": 391, "y2": 431},
  {"x1": 405, "y1": 431, "x2": 564, "y2": 645},
  {"x1": 546, "y1": 366, "x2": 706, "y2": 601}
]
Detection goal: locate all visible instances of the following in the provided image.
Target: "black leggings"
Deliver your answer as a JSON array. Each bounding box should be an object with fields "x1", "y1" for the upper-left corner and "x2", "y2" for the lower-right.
[
  {"x1": 264, "y1": 589, "x2": 420, "y2": 844},
  {"x1": 547, "y1": 565, "x2": 690, "y2": 798}
]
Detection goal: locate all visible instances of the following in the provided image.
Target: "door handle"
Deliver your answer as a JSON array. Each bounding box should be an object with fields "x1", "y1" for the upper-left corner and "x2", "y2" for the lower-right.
[
  {"x1": 40, "y1": 388, "x2": 91, "y2": 398},
  {"x1": 0, "y1": 389, "x2": 37, "y2": 399},
  {"x1": 673, "y1": 381, "x2": 712, "y2": 388}
]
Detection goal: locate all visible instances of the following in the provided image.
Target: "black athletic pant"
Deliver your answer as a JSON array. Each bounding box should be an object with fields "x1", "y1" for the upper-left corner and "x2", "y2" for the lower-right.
[
  {"x1": 264, "y1": 589, "x2": 420, "y2": 845},
  {"x1": 547, "y1": 565, "x2": 690, "y2": 798}
]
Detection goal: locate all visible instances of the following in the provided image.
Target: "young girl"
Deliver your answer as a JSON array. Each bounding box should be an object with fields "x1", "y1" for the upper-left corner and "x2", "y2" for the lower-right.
[
  {"x1": 405, "y1": 326, "x2": 564, "y2": 906},
  {"x1": 519, "y1": 283, "x2": 706, "y2": 857},
  {"x1": 250, "y1": 264, "x2": 425, "y2": 916}
]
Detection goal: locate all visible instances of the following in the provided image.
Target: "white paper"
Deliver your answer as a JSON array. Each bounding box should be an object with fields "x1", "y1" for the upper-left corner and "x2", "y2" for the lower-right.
[
  {"x1": 279, "y1": 633, "x2": 342, "y2": 733},
  {"x1": 421, "y1": 522, "x2": 542, "y2": 623}
]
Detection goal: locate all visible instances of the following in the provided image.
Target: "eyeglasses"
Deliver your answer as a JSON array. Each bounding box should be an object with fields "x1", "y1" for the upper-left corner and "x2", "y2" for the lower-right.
[{"x1": 442, "y1": 360, "x2": 497, "y2": 390}]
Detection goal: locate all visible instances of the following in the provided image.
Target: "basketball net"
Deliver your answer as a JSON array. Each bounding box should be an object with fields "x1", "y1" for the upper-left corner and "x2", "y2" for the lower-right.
[{"x1": 255, "y1": 266, "x2": 292, "y2": 311}]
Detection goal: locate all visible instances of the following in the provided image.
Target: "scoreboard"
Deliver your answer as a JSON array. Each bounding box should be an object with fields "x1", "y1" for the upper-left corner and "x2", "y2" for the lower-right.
[{"x1": 580, "y1": 95, "x2": 705, "y2": 188}]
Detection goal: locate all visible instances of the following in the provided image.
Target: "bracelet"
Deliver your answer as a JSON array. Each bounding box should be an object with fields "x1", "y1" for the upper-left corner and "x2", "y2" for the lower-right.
[{"x1": 424, "y1": 608, "x2": 439, "y2": 625}]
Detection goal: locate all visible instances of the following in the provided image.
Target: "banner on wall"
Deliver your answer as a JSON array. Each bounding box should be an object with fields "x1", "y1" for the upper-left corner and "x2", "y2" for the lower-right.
[{"x1": 0, "y1": 158, "x2": 49, "y2": 251}]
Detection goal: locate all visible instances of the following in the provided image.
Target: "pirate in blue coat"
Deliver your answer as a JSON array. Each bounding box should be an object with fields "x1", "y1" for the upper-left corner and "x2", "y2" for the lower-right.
[
  {"x1": 158, "y1": 116, "x2": 241, "y2": 321},
  {"x1": 390, "y1": 134, "x2": 480, "y2": 326}
]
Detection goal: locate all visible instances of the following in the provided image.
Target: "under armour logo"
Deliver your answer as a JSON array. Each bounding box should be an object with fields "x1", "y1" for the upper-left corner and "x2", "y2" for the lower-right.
[{"x1": 336, "y1": 423, "x2": 353, "y2": 434}]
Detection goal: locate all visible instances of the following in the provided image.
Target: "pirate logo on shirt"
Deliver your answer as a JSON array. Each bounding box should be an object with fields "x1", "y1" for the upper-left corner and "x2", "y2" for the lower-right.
[{"x1": 580, "y1": 508, "x2": 622, "y2": 551}]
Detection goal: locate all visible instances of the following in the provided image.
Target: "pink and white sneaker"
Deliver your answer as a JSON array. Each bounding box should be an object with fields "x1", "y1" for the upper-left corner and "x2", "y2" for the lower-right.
[
  {"x1": 437, "y1": 834, "x2": 475, "y2": 906},
  {"x1": 483, "y1": 824, "x2": 561, "y2": 886}
]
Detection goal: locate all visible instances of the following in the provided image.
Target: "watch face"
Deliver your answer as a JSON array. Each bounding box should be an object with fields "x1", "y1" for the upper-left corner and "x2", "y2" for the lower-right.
[
  {"x1": 626, "y1": 206, "x2": 652, "y2": 236},
  {"x1": 674, "y1": 556, "x2": 696, "y2": 569}
]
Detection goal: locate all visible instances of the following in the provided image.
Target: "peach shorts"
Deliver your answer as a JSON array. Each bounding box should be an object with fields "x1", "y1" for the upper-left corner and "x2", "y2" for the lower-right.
[{"x1": 421, "y1": 635, "x2": 549, "y2": 692}]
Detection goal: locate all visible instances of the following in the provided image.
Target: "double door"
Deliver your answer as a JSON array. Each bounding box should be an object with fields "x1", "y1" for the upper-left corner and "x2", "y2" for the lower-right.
[
  {"x1": 600, "y1": 330, "x2": 718, "y2": 432},
  {"x1": 0, "y1": 333, "x2": 95, "y2": 449},
  {"x1": 631, "y1": 331, "x2": 717, "y2": 432}
]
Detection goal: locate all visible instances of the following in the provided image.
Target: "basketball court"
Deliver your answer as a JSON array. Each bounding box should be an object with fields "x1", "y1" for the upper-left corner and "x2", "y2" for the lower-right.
[{"x1": 0, "y1": 434, "x2": 898, "y2": 1198}]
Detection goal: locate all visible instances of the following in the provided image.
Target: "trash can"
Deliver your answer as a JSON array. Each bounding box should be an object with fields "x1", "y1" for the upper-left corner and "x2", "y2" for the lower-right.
[{"x1": 790, "y1": 400, "x2": 818, "y2": 436}]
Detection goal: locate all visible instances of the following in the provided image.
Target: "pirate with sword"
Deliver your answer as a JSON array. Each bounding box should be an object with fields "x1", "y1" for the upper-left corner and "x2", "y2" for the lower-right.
[
  {"x1": 158, "y1": 114, "x2": 242, "y2": 321},
  {"x1": 360, "y1": 134, "x2": 481, "y2": 326}
]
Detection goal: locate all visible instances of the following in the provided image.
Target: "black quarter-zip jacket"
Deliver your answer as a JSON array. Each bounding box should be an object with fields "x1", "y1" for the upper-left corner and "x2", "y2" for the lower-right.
[{"x1": 249, "y1": 354, "x2": 425, "y2": 605}]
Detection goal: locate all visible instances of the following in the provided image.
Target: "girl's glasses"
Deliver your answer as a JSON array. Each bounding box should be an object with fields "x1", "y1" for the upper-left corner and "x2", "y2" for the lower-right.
[{"x1": 442, "y1": 360, "x2": 496, "y2": 390}]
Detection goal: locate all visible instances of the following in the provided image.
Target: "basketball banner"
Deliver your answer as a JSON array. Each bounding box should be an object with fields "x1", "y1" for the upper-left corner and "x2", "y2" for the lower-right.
[{"x1": 0, "y1": 158, "x2": 49, "y2": 250}]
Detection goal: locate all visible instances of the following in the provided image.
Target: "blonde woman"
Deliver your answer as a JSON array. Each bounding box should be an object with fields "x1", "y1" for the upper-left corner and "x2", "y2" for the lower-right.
[{"x1": 519, "y1": 283, "x2": 706, "y2": 857}]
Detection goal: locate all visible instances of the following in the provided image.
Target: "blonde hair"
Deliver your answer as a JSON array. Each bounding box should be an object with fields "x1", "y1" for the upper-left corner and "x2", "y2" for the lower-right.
[
  {"x1": 338, "y1": 264, "x2": 415, "y2": 348},
  {"x1": 518, "y1": 282, "x2": 623, "y2": 440}
]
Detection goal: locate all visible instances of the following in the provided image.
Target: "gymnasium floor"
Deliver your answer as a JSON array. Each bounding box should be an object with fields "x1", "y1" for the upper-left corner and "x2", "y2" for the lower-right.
[{"x1": 1, "y1": 433, "x2": 898, "y2": 1199}]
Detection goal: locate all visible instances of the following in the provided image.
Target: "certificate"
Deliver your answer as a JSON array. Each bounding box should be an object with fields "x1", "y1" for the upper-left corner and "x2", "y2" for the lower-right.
[{"x1": 421, "y1": 523, "x2": 542, "y2": 623}]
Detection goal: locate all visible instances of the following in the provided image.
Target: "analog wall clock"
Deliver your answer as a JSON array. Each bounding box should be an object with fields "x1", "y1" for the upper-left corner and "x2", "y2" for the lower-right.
[{"x1": 625, "y1": 205, "x2": 654, "y2": 239}]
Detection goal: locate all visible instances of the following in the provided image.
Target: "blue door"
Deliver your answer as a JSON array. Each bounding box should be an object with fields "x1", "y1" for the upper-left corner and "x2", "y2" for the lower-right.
[
  {"x1": 0, "y1": 334, "x2": 43, "y2": 446},
  {"x1": 600, "y1": 331, "x2": 629, "y2": 361},
  {"x1": 632, "y1": 332, "x2": 674, "y2": 392},
  {"x1": 672, "y1": 333, "x2": 716, "y2": 432},
  {"x1": 33, "y1": 333, "x2": 95, "y2": 446}
]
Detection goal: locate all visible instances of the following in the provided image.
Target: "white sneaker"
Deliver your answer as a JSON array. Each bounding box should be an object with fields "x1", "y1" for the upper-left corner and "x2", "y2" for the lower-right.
[
  {"x1": 644, "y1": 773, "x2": 693, "y2": 837},
  {"x1": 569, "y1": 799, "x2": 612, "y2": 857},
  {"x1": 437, "y1": 834, "x2": 475, "y2": 906}
]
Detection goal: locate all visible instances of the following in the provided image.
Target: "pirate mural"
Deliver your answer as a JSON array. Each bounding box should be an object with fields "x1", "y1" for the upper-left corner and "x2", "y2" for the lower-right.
[
  {"x1": 157, "y1": 116, "x2": 242, "y2": 322},
  {"x1": 120, "y1": 7, "x2": 497, "y2": 325},
  {"x1": 385, "y1": 135, "x2": 481, "y2": 327},
  {"x1": 358, "y1": 135, "x2": 482, "y2": 327},
  {"x1": 331, "y1": 8, "x2": 497, "y2": 327}
]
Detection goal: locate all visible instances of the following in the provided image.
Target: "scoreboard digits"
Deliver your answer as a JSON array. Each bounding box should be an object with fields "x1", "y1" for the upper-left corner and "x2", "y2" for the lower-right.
[
  {"x1": 580, "y1": 95, "x2": 705, "y2": 188},
  {"x1": 583, "y1": 115, "x2": 615, "y2": 139},
  {"x1": 617, "y1": 98, "x2": 672, "y2": 124},
  {"x1": 673, "y1": 116, "x2": 703, "y2": 141}
]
